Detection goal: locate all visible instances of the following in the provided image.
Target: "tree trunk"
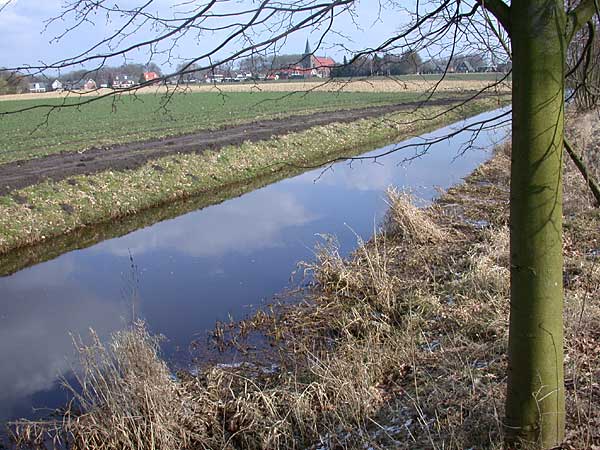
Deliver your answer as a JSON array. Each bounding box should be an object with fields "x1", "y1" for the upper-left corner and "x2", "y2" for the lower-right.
[{"x1": 506, "y1": 1, "x2": 567, "y2": 448}]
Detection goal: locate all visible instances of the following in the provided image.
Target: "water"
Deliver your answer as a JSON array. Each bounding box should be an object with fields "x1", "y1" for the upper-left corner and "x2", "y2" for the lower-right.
[{"x1": 0, "y1": 108, "x2": 510, "y2": 425}]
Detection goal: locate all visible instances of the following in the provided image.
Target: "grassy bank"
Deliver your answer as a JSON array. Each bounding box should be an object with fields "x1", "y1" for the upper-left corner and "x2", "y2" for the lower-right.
[
  {"x1": 0, "y1": 90, "x2": 442, "y2": 164},
  {"x1": 0, "y1": 168, "x2": 298, "y2": 276},
  {"x1": 9, "y1": 109, "x2": 599, "y2": 450},
  {"x1": 0, "y1": 96, "x2": 505, "y2": 256}
]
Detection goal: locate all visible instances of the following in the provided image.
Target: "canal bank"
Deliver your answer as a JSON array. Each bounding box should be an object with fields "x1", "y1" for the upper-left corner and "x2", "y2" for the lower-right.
[
  {"x1": 1, "y1": 107, "x2": 510, "y2": 428},
  {"x1": 0, "y1": 97, "x2": 506, "y2": 256}
]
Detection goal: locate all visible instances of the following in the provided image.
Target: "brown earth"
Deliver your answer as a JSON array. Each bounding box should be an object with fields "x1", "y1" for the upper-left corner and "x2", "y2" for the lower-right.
[{"x1": 0, "y1": 96, "x2": 476, "y2": 195}]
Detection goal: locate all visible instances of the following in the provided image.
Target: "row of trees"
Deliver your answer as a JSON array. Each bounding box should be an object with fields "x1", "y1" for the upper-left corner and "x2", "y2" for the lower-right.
[
  {"x1": 332, "y1": 51, "x2": 423, "y2": 77},
  {"x1": 0, "y1": 70, "x2": 28, "y2": 94},
  {"x1": 331, "y1": 51, "x2": 507, "y2": 78}
]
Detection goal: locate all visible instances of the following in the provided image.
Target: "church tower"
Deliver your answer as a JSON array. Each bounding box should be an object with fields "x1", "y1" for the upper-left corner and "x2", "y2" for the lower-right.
[{"x1": 301, "y1": 39, "x2": 313, "y2": 69}]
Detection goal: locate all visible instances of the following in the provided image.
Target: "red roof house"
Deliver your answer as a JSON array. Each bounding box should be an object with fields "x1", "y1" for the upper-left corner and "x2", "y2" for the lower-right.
[
  {"x1": 143, "y1": 72, "x2": 159, "y2": 82},
  {"x1": 83, "y1": 79, "x2": 97, "y2": 90},
  {"x1": 312, "y1": 56, "x2": 336, "y2": 77}
]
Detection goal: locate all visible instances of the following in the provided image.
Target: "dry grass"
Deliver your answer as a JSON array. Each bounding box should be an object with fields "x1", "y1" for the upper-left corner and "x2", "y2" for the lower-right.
[
  {"x1": 10, "y1": 323, "x2": 203, "y2": 450},
  {"x1": 9, "y1": 111, "x2": 600, "y2": 450},
  {"x1": 384, "y1": 188, "x2": 447, "y2": 244}
]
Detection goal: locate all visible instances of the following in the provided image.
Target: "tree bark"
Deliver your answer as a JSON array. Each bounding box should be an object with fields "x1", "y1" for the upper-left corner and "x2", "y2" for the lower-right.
[{"x1": 506, "y1": 1, "x2": 567, "y2": 447}]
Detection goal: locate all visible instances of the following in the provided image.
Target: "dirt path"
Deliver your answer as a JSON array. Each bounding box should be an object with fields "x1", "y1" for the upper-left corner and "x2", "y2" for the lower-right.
[{"x1": 0, "y1": 97, "x2": 468, "y2": 195}]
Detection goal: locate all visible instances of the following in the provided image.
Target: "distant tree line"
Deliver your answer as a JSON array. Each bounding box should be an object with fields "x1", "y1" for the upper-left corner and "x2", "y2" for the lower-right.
[
  {"x1": 331, "y1": 51, "x2": 509, "y2": 78},
  {"x1": 332, "y1": 51, "x2": 423, "y2": 77},
  {"x1": 0, "y1": 70, "x2": 29, "y2": 94}
]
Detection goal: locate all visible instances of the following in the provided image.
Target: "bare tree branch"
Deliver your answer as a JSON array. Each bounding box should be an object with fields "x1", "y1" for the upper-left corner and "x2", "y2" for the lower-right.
[
  {"x1": 476, "y1": 0, "x2": 511, "y2": 34},
  {"x1": 567, "y1": 0, "x2": 600, "y2": 42}
]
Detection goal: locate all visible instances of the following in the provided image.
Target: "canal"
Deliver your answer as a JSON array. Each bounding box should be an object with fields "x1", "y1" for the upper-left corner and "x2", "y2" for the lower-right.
[{"x1": 0, "y1": 108, "x2": 510, "y2": 425}]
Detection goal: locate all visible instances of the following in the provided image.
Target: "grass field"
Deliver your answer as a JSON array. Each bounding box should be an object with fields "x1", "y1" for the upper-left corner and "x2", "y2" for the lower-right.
[{"x1": 0, "y1": 90, "x2": 439, "y2": 164}]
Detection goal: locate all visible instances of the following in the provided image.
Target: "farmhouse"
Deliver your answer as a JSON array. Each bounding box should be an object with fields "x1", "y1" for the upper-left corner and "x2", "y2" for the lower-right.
[
  {"x1": 455, "y1": 60, "x2": 475, "y2": 73},
  {"x1": 113, "y1": 75, "x2": 136, "y2": 89},
  {"x1": 143, "y1": 71, "x2": 159, "y2": 82},
  {"x1": 83, "y1": 79, "x2": 97, "y2": 90},
  {"x1": 51, "y1": 80, "x2": 63, "y2": 91},
  {"x1": 28, "y1": 82, "x2": 47, "y2": 93},
  {"x1": 311, "y1": 56, "x2": 336, "y2": 78}
]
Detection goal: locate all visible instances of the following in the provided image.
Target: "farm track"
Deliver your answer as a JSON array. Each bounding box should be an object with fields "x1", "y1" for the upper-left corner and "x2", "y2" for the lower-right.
[{"x1": 0, "y1": 96, "x2": 472, "y2": 195}]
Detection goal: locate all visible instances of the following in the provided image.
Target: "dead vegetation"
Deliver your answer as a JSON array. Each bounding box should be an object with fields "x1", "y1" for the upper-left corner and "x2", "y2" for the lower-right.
[{"x1": 8, "y1": 113, "x2": 600, "y2": 449}]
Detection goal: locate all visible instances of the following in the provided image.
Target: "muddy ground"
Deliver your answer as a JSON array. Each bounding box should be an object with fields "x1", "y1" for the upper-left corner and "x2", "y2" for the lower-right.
[{"x1": 0, "y1": 96, "x2": 478, "y2": 195}]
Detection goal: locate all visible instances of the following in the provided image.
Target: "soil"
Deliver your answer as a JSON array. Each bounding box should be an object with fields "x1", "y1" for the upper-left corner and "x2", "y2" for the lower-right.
[{"x1": 0, "y1": 96, "x2": 474, "y2": 195}]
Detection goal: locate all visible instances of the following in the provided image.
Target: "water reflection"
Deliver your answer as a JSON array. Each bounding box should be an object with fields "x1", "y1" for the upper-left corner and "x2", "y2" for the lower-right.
[
  {"x1": 0, "y1": 258, "x2": 128, "y2": 420},
  {"x1": 99, "y1": 190, "x2": 316, "y2": 258},
  {"x1": 0, "y1": 108, "x2": 510, "y2": 425}
]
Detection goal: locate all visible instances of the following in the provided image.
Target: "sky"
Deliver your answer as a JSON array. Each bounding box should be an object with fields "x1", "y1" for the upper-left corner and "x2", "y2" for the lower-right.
[{"x1": 0, "y1": 0, "x2": 414, "y2": 74}]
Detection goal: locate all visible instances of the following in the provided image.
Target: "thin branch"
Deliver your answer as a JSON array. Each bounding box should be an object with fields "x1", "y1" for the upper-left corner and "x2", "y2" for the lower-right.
[
  {"x1": 564, "y1": 137, "x2": 600, "y2": 205},
  {"x1": 476, "y1": 0, "x2": 511, "y2": 35},
  {"x1": 567, "y1": 0, "x2": 599, "y2": 42}
]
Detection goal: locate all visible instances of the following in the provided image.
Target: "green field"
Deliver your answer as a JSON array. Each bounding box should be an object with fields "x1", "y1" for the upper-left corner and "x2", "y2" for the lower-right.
[{"x1": 0, "y1": 90, "x2": 434, "y2": 164}]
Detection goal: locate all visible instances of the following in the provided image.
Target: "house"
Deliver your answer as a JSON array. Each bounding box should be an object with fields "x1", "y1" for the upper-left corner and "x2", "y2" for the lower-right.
[
  {"x1": 456, "y1": 60, "x2": 475, "y2": 73},
  {"x1": 419, "y1": 60, "x2": 445, "y2": 74},
  {"x1": 206, "y1": 74, "x2": 224, "y2": 83},
  {"x1": 83, "y1": 79, "x2": 97, "y2": 90},
  {"x1": 28, "y1": 82, "x2": 47, "y2": 93},
  {"x1": 51, "y1": 79, "x2": 63, "y2": 91},
  {"x1": 113, "y1": 75, "x2": 136, "y2": 89},
  {"x1": 271, "y1": 41, "x2": 336, "y2": 79},
  {"x1": 143, "y1": 71, "x2": 159, "y2": 82},
  {"x1": 312, "y1": 56, "x2": 336, "y2": 78}
]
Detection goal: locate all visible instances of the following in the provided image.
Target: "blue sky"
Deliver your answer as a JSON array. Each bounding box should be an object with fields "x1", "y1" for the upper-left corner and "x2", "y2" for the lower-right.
[{"x1": 0, "y1": 0, "x2": 414, "y2": 73}]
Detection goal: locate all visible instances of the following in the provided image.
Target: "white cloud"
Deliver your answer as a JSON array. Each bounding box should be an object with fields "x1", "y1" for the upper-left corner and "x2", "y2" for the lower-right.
[
  {"x1": 0, "y1": 263, "x2": 127, "y2": 420},
  {"x1": 99, "y1": 187, "x2": 316, "y2": 259}
]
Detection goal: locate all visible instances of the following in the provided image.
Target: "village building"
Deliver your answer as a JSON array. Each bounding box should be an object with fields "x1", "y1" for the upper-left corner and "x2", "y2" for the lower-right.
[
  {"x1": 143, "y1": 71, "x2": 159, "y2": 82},
  {"x1": 299, "y1": 40, "x2": 336, "y2": 77},
  {"x1": 455, "y1": 60, "x2": 475, "y2": 73},
  {"x1": 113, "y1": 75, "x2": 136, "y2": 89},
  {"x1": 83, "y1": 79, "x2": 97, "y2": 90},
  {"x1": 28, "y1": 82, "x2": 47, "y2": 93},
  {"x1": 51, "y1": 80, "x2": 63, "y2": 91},
  {"x1": 271, "y1": 41, "x2": 336, "y2": 79},
  {"x1": 475, "y1": 63, "x2": 498, "y2": 73}
]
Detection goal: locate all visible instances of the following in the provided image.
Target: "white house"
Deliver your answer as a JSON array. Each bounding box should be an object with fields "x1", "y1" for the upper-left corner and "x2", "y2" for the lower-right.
[
  {"x1": 28, "y1": 82, "x2": 47, "y2": 93},
  {"x1": 52, "y1": 80, "x2": 63, "y2": 91},
  {"x1": 113, "y1": 75, "x2": 136, "y2": 89}
]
